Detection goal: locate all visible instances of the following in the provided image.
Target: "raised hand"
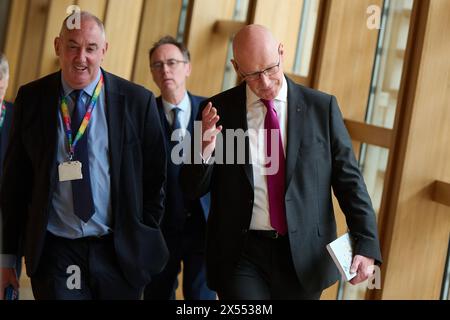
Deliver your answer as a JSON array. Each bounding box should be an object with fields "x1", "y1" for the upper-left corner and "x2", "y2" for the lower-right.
[{"x1": 201, "y1": 102, "x2": 222, "y2": 160}]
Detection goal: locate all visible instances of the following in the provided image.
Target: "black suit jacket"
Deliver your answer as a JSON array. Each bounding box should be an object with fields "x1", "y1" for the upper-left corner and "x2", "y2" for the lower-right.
[
  {"x1": 180, "y1": 76, "x2": 382, "y2": 293},
  {"x1": 156, "y1": 93, "x2": 210, "y2": 235},
  {"x1": 0, "y1": 101, "x2": 13, "y2": 178},
  {"x1": 0, "y1": 70, "x2": 168, "y2": 288}
]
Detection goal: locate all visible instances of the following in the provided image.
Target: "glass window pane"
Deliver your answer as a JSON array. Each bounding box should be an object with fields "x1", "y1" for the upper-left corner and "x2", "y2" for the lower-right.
[
  {"x1": 176, "y1": 0, "x2": 191, "y2": 42},
  {"x1": 338, "y1": 144, "x2": 390, "y2": 300},
  {"x1": 293, "y1": 0, "x2": 320, "y2": 77},
  {"x1": 222, "y1": 0, "x2": 249, "y2": 91},
  {"x1": 365, "y1": 0, "x2": 414, "y2": 129}
]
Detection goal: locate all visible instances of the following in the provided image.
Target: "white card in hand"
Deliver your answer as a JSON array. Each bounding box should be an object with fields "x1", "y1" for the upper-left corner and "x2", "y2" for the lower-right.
[{"x1": 58, "y1": 161, "x2": 83, "y2": 182}]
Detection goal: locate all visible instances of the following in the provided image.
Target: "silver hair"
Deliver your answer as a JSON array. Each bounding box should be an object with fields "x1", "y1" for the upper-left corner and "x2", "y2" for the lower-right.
[{"x1": 0, "y1": 53, "x2": 9, "y2": 81}]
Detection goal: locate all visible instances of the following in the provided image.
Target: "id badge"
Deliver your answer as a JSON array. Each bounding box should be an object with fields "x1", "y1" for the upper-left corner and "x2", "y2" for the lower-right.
[{"x1": 58, "y1": 161, "x2": 83, "y2": 182}]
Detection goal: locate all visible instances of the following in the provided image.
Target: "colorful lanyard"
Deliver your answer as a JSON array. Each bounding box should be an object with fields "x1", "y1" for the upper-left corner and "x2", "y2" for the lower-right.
[
  {"x1": 0, "y1": 100, "x2": 6, "y2": 131},
  {"x1": 60, "y1": 75, "x2": 104, "y2": 160}
]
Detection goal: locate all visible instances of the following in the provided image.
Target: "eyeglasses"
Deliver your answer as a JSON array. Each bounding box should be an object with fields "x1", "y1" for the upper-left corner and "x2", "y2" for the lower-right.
[
  {"x1": 150, "y1": 59, "x2": 188, "y2": 71},
  {"x1": 238, "y1": 54, "x2": 281, "y2": 82}
]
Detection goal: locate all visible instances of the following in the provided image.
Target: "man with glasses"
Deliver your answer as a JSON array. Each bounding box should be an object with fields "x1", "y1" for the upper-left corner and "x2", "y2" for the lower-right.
[
  {"x1": 144, "y1": 36, "x2": 216, "y2": 300},
  {"x1": 180, "y1": 24, "x2": 382, "y2": 299}
]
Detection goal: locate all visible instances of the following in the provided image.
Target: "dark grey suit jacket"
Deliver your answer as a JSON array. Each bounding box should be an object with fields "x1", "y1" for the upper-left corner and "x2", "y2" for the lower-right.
[
  {"x1": 180, "y1": 76, "x2": 382, "y2": 293},
  {"x1": 0, "y1": 69, "x2": 168, "y2": 288}
]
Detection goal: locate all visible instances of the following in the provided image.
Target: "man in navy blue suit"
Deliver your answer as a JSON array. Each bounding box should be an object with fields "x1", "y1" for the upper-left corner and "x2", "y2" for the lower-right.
[{"x1": 143, "y1": 36, "x2": 215, "y2": 300}]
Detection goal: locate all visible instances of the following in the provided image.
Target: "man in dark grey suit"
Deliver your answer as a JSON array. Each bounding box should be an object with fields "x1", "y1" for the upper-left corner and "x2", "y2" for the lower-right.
[
  {"x1": 180, "y1": 24, "x2": 382, "y2": 299},
  {"x1": 0, "y1": 11, "x2": 167, "y2": 300}
]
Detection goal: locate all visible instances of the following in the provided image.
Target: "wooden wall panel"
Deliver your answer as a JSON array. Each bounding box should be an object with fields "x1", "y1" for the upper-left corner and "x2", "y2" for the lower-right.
[
  {"x1": 15, "y1": 0, "x2": 49, "y2": 91},
  {"x1": 316, "y1": 0, "x2": 381, "y2": 121},
  {"x1": 39, "y1": 0, "x2": 74, "y2": 77},
  {"x1": 76, "y1": 0, "x2": 107, "y2": 19},
  {"x1": 186, "y1": 0, "x2": 236, "y2": 97},
  {"x1": 251, "y1": 0, "x2": 303, "y2": 73},
  {"x1": 102, "y1": 0, "x2": 143, "y2": 80},
  {"x1": 132, "y1": 0, "x2": 183, "y2": 94},
  {"x1": 381, "y1": 0, "x2": 450, "y2": 299},
  {"x1": 3, "y1": 0, "x2": 29, "y2": 101}
]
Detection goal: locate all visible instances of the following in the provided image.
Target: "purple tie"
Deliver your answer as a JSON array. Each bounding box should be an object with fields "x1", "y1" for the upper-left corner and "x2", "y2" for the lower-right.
[{"x1": 261, "y1": 99, "x2": 287, "y2": 235}]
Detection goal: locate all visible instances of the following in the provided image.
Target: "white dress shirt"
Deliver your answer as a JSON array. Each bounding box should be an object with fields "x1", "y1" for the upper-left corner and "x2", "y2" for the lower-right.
[
  {"x1": 162, "y1": 91, "x2": 192, "y2": 134},
  {"x1": 247, "y1": 76, "x2": 288, "y2": 231}
]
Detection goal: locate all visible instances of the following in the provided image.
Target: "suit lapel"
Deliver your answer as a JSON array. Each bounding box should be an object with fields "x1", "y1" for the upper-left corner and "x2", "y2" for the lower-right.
[
  {"x1": 45, "y1": 72, "x2": 63, "y2": 191},
  {"x1": 232, "y1": 83, "x2": 254, "y2": 189},
  {"x1": 103, "y1": 70, "x2": 125, "y2": 197},
  {"x1": 156, "y1": 96, "x2": 172, "y2": 140},
  {"x1": 188, "y1": 93, "x2": 199, "y2": 136},
  {"x1": 285, "y1": 77, "x2": 305, "y2": 188}
]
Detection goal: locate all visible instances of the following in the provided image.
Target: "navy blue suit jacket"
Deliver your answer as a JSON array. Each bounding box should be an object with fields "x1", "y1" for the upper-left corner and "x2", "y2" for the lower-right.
[{"x1": 156, "y1": 93, "x2": 210, "y2": 234}]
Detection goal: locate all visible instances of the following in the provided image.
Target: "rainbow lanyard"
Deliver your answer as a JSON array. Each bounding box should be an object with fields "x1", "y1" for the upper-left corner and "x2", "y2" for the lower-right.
[
  {"x1": 60, "y1": 75, "x2": 104, "y2": 160},
  {"x1": 0, "y1": 100, "x2": 6, "y2": 131}
]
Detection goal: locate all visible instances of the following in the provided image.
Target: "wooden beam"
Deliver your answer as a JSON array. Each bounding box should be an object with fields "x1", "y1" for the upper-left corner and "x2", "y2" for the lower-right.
[
  {"x1": 344, "y1": 119, "x2": 392, "y2": 149},
  {"x1": 213, "y1": 20, "x2": 246, "y2": 37},
  {"x1": 432, "y1": 181, "x2": 450, "y2": 207}
]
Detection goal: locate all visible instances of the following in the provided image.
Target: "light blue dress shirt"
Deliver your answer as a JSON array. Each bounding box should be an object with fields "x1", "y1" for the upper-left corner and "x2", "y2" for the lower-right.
[
  {"x1": 47, "y1": 69, "x2": 112, "y2": 238},
  {"x1": 1, "y1": 70, "x2": 112, "y2": 268}
]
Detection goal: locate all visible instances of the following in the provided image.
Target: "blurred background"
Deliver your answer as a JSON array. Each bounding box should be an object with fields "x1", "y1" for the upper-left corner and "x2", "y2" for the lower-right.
[{"x1": 0, "y1": 0, "x2": 449, "y2": 300}]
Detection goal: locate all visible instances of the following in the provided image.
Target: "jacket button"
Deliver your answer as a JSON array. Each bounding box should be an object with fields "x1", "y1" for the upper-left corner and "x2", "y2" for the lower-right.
[{"x1": 241, "y1": 229, "x2": 248, "y2": 234}]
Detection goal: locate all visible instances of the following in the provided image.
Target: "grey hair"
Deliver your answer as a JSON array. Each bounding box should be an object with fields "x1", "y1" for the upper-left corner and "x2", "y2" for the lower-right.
[
  {"x1": 149, "y1": 35, "x2": 190, "y2": 62},
  {"x1": 0, "y1": 53, "x2": 9, "y2": 80}
]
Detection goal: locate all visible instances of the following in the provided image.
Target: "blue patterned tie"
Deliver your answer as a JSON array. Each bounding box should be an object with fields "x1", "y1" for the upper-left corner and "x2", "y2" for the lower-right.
[{"x1": 71, "y1": 90, "x2": 94, "y2": 222}]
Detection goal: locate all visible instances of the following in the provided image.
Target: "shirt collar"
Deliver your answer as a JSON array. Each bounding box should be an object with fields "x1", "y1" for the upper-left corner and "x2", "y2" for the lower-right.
[
  {"x1": 61, "y1": 68, "x2": 102, "y2": 98},
  {"x1": 246, "y1": 74, "x2": 288, "y2": 107},
  {"x1": 162, "y1": 91, "x2": 189, "y2": 116}
]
